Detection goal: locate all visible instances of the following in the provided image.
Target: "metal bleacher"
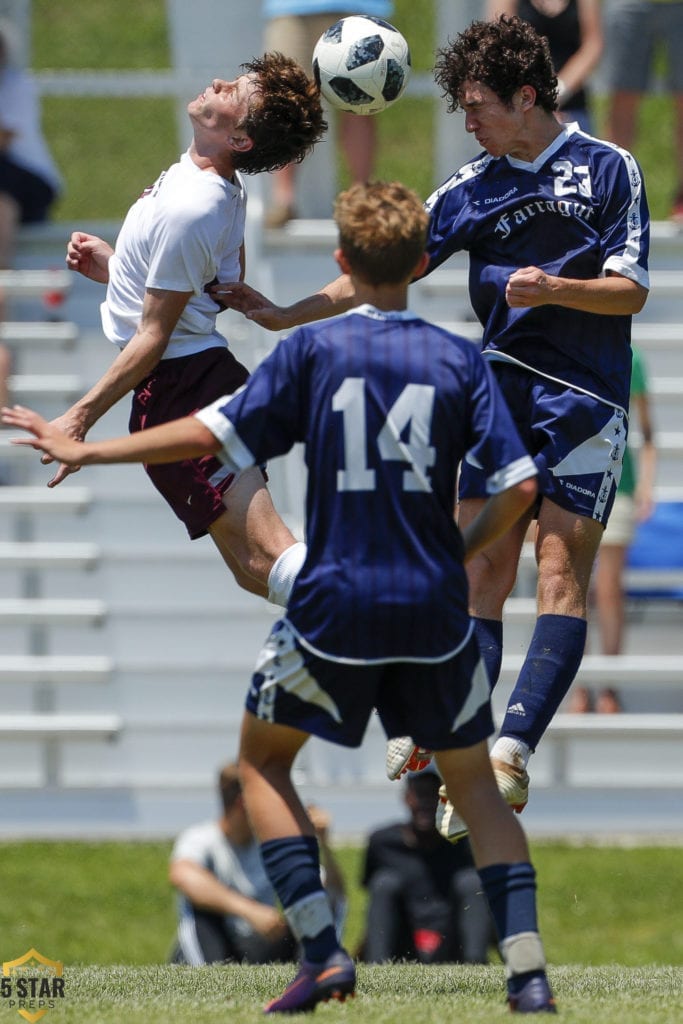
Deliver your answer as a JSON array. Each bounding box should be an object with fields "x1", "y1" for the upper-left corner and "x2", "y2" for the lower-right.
[
  {"x1": 0, "y1": 0, "x2": 680, "y2": 839},
  {"x1": 1, "y1": 213, "x2": 682, "y2": 842}
]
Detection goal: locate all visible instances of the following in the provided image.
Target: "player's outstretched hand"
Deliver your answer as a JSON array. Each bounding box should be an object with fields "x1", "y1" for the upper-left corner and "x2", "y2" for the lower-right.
[
  {"x1": 1, "y1": 405, "x2": 85, "y2": 486},
  {"x1": 205, "y1": 280, "x2": 290, "y2": 331},
  {"x1": 65, "y1": 231, "x2": 113, "y2": 284}
]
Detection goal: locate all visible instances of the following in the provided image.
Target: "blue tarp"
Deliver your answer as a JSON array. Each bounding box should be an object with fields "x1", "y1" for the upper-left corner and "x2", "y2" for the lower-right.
[{"x1": 626, "y1": 502, "x2": 683, "y2": 598}]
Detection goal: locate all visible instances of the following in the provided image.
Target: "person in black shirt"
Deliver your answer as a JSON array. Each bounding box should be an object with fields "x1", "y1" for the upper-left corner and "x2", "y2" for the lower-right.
[{"x1": 359, "y1": 770, "x2": 493, "y2": 963}]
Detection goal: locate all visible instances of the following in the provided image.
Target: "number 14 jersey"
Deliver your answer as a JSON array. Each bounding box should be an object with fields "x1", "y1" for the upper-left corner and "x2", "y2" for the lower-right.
[{"x1": 197, "y1": 305, "x2": 536, "y2": 663}]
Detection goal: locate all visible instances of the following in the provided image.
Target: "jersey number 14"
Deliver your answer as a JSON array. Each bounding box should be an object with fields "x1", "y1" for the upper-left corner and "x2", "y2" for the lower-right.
[{"x1": 332, "y1": 377, "x2": 436, "y2": 493}]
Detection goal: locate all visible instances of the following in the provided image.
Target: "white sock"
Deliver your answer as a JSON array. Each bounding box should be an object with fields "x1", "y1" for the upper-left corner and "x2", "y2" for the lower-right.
[
  {"x1": 500, "y1": 931, "x2": 546, "y2": 979},
  {"x1": 491, "y1": 736, "x2": 531, "y2": 770},
  {"x1": 284, "y1": 891, "x2": 335, "y2": 941},
  {"x1": 267, "y1": 541, "x2": 307, "y2": 607}
]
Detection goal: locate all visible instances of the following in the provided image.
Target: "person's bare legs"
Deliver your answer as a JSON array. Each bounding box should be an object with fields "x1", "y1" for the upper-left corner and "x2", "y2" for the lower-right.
[
  {"x1": 0, "y1": 343, "x2": 10, "y2": 412},
  {"x1": 435, "y1": 743, "x2": 554, "y2": 1011},
  {"x1": 460, "y1": 496, "x2": 532, "y2": 622},
  {"x1": 673, "y1": 93, "x2": 683, "y2": 217},
  {"x1": 265, "y1": 165, "x2": 298, "y2": 228},
  {"x1": 0, "y1": 193, "x2": 20, "y2": 377},
  {"x1": 435, "y1": 743, "x2": 529, "y2": 866},
  {"x1": 0, "y1": 192, "x2": 19, "y2": 270},
  {"x1": 208, "y1": 467, "x2": 302, "y2": 602},
  {"x1": 593, "y1": 541, "x2": 628, "y2": 655},
  {"x1": 239, "y1": 712, "x2": 354, "y2": 1011},
  {"x1": 604, "y1": 90, "x2": 640, "y2": 151},
  {"x1": 339, "y1": 112, "x2": 376, "y2": 183}
]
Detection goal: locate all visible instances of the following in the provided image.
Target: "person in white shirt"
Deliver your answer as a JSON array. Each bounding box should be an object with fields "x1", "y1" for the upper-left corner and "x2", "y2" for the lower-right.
[{"x1": 169, "y1": 763, "x2": 345, "y2": 964}]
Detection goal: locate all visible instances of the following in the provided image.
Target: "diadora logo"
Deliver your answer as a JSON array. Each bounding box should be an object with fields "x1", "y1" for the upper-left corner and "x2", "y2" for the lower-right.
[{"x1": 483, "y1": 186, "x2": 519, "y2": 205}]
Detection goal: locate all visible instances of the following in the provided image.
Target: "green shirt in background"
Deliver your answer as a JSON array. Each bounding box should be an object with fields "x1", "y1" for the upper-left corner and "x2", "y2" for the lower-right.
[{"x1": 619, "y1": 347, "x2": 648, "y2": 496}]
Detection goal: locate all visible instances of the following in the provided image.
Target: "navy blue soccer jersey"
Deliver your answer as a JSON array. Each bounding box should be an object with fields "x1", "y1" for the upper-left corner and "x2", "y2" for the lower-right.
[
  {"x1": 424, "y1": 123, "x2": 650, "y2": 410},
  {"x1": 197, "y1": 305, "x2": 536, "y2": 664}
]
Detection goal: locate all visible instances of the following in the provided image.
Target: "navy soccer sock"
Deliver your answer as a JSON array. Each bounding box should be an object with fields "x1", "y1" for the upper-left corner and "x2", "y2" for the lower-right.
[
  {"x1": 479, "y1": 862, "x2": 546, "y2": 994},
  {"x1": 260, "y1": 835, "x2": 338, "y2": 963},
  {"x1": 500, "y1": 613, "x2": 587, "y2": 750},
  {"x1": 473, "y1": 617, "x2": 503, "y2": 691}
]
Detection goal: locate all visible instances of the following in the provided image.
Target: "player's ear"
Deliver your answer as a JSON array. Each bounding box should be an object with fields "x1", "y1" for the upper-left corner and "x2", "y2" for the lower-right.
[
  {"x1": 519, "y1": 85, "x2": 537, "y2": 111},
  {"x1": 413, "y1": 251, "x2": 430, "y2": 281},
  {"x1": 335, "y1": 248, "x2": 352, "y2": 275},
  {"x1": 229, "y1": 133, "x2": 253, "y2": 153}
]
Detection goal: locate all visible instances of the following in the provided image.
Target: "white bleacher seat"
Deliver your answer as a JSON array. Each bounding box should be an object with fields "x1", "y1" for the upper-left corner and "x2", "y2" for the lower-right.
[
  {"x1": 0, "y1": 269, "x2": 72, "y2": 297},
  {"x1": 0, "y1": 486, "x2": 91, "y2": 511},
  {"x1": 544, "y1": 712, "x2": 683, "y2": 740},
  {"x1": 0, "y1": 655, "x2": 112, "y2": 683},
  {"x1": 0, "y1": 322, "x2": 78, "y2": 347},
  {"x1": 9, "y1": 373, "x2": 84, "y2": 397},
  {"x1": 0, "y1": 714, "x2": 121, "y2": 739},
  {"x1": 499, "y1": 653, "x2": 681, "y2": 687},
  {"x1": 0, "y1": 598, "x2": 106, "y2": 624},
  {"x1": 0, "y1": 542, "x2": 100, "y2": 568}
]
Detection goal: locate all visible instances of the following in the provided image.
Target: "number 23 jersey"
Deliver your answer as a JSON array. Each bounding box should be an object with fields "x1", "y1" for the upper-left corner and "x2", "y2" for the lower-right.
[{"x1": 424, "y1": 123, "x2": 650, "y2": 410}]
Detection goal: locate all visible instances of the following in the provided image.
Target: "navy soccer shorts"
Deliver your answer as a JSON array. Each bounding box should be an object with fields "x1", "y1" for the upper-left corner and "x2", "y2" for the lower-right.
[
  {"x1": 459, "y1": 361, "x2": 626, "y2": 525},
  {"x1": 245, "y1": 619, "x2": 495, "y2": 751}
]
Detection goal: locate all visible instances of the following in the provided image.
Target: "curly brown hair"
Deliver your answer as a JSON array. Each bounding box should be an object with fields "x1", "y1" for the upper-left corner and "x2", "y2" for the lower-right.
[
  {"x1": 334, "y1": 181, "x2": 429, "y2": 285},
  {"x1": 434, "y1": 15, "x2": 558, "y2": 114},
  {"x1": 234, "y1": 52, "x2": 327, "y2": 175}
]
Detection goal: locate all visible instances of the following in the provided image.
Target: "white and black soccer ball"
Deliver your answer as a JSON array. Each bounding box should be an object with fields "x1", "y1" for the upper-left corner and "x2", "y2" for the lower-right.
[{"x1": 312, "y1": 15, "x2": 411, "y2": 116}]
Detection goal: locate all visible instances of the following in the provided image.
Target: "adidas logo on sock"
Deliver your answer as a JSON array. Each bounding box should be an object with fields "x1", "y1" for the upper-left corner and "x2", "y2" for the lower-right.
[{"x1": 507, "y1": 702, "x2": 526, "y2": 716}]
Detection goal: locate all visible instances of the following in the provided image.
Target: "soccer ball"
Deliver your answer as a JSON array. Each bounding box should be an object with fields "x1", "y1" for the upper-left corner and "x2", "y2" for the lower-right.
[{"x1": 312, "y1": 15, "x2": 411, "y2": 116}]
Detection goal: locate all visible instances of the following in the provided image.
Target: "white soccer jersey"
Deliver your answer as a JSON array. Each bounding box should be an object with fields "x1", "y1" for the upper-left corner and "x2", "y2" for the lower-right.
[{"x1": 102, "y1": 151, "x2": 247, "y2": 358}]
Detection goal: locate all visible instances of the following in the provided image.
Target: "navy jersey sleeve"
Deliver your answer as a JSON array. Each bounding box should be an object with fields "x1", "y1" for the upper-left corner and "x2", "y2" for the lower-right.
[
  {"x1": 195, "y1": 331, "x2": 307, "y2": 470},
  {"x1": 422, "y1": 155, "x2": 493, "y2": 275},
  {"x1": 594, "y1": 146, "x2": 649, "y2": 287},
  {"x1": 464, "y1": 351, "x2": 537, "y2": 493}
]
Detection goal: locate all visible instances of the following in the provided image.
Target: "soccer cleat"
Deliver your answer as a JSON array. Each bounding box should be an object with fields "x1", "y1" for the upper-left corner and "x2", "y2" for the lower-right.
[
  {"x1": 508, "y1": 974, "x2": 557, "y2": 1013},
  {"x1": 263, "y1": 949, "x2": 356, "y2": 1014},
  {"x1": 386, "y1": 736, "x2": 434, "y2": 780},
  {"x1": 436, "y1": 761, "x2": 530, "y2": 843},
  {"x1": 491, "y1": 758, "x2": 530, "y2": 814},
  {"x1": 435, "y1": 783, "x2": 469, "y2": 843}
]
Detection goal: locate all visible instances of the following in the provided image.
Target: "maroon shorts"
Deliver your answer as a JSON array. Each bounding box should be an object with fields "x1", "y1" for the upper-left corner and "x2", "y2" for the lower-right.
[{"x1": 129, "y1": 347, "x2": 250, "y2": 539}]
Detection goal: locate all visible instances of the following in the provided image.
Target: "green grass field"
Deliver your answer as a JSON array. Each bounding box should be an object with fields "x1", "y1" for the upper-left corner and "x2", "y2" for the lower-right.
[{"x1": 16, "y1": 963, "x2": 679, "y2": 1024}]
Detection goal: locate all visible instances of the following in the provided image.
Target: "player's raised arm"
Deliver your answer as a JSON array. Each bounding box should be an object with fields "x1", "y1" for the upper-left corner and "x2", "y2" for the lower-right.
[{"x1": 208, "y1": 272, "x2": 356, "y2": 331}]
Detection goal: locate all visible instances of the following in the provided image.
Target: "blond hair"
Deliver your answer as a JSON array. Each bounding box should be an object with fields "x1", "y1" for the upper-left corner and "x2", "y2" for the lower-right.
[{"x1": 334, "y1": 181, "x2": 428, "y2": 285}]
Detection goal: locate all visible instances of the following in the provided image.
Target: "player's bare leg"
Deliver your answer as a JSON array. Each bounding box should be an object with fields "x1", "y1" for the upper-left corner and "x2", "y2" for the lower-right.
[
  {"x1": 387, "y1": 498, "x2": 530, "y2": 786},
  {"x1": 209, "y1": 467, "x2": 305, "y2": 604},
  {"x1": 239, "y1": 713, "x2": 355, "y2": 1012},
  {"x1": 435, "y1": 744, "x2": 556, "y2": 1013},
  {"x1": 491, "y1": 499, "x2": 603, "y2": 807}
]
